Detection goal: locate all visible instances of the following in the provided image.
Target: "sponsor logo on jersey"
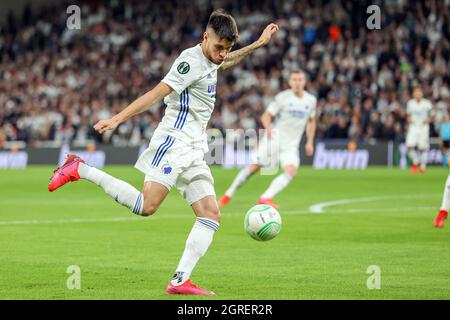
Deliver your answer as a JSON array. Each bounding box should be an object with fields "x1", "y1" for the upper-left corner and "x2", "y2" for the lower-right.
[
  {"x1": 177, "y1": 62, "x2": 190, "y2": 74},
  {"x1": 207, "y1": 84, "x2": 217, "y2": 94},
  {"x1": 288, "y1": 109, "x2": 306, "y2": 118}
]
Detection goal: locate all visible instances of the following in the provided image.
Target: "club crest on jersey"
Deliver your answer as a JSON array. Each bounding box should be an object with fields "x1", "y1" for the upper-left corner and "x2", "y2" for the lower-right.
[
  {"x1": 161, "y1": 164, "x2": 172, "y2": 175},
  {"x1": 177, "y1": 62, "x2": 190, "y2": 74}
]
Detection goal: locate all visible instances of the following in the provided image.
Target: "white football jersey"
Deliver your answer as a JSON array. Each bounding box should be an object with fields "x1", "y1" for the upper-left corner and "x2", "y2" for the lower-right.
[
  {"x1": 159, "y1": 44, "x2": 221, "y2": 151},
  {"x1": 267, "y1": 89, "x2": 317, "y2": 148},
  {"x1": 406, "y1": 98, "x2": 433, "y2": 127}
]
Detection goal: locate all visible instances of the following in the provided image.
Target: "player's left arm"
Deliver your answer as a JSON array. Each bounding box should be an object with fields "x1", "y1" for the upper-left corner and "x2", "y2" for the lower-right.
[
  {"x1": 261, "y1": 111, "x2": 274, "y2": 139},
  {"x1": 219, "y1": 23, "x2": 279, "y2": 72},
  {"x1": 424, "y1": 102, "x2": 435, "y2": 124},
  {"x1": 305, "y1": 98, "x2": 317, "y2": 157},
  {"x1": 305, "y1": 117, "x2": 316, "y2": 157},
  {"x1": 406, "y1": 100, "x2": 413, "y2": 124}
]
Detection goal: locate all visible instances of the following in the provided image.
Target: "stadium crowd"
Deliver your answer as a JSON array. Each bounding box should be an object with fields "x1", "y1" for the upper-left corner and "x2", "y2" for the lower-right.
[{"x1": 0, "y1": 0, "x2": 449, "y2": 147}]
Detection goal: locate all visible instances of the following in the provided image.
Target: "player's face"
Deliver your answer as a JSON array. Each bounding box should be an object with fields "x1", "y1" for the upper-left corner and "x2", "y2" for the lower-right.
[
  {"x1": 288, "y1": 73, "x2": 306, "y2": 93},
  {"x1": 413, "y1": 88, "x2": 423, "y2": 100},
  {"x1": 203, "y1": 31, "x2": 234, "y2": 65}
]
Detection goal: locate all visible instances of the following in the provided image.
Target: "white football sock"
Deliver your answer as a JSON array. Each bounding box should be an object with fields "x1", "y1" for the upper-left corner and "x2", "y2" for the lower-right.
[
  {"x1": 225, "y1": 167, "x2": 252, "y2": 197},
  {"x1": 78, "y1": 162, "x2": 144, "y2": 215},
  {"x1": 171, "y1": 217, "x2": 219, "y2": 286},
  {"x1": 408, "y1": 149, "x2": 418, "y2": 165},
  {"x1": 419, "y1": 151, "x2": 427, "y2": 170},
  {"x1": 440, "y1": 174, "x2": 450, "y2": 212},
  {"x1": 261, "y1": 172, "x2": 293, "y2": 199}
]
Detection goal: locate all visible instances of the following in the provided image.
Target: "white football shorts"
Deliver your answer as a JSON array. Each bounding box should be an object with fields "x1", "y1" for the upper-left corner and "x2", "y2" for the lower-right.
[
  {"x1": 251, "y1": 135, "x2": 300, "y2": 168},
  {"x1": 406, "y1": 126, "x2": 429, "y2": 150},
  {"x1": 135, "y1": 133, "x2": 215, "y2": 205}
]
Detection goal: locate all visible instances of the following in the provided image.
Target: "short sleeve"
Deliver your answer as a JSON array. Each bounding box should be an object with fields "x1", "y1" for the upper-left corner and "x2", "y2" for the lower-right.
[
  {"x1": 162, "y1": 55, "x2": 202, "y2": 95},
  {"x1": 266, "y1": 93, "x2": 283, "y2": 116}
]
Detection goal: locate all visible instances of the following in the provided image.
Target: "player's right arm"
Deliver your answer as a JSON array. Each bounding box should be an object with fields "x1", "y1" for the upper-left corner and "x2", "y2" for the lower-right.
[
  {"x1": 261, "y1": 112, "x2": 274, "y2": 139},
  {"x1": 305, "y1": 97, "x2": 317, "y2": 157},
  {"x1": 424, "y1": 101, "x2": 434, "y2": 125},
  {"x1": 94, "y1": 82, "x2": 173, "y2": 134},
  {"x1": 261, "y1": 93, "x2": 283, "y2": 139},
  {"x1": 94, "y1": 52, "x2": 201, "y2": 134},
  {"x1": 406, "y1": 100, "x2": 413, "y2": 125}
]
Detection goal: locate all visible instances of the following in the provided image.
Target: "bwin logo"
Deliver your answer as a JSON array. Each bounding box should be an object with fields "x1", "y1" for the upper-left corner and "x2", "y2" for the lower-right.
[{"x1": 313, "y1": 143, "x2": 369, "y2": 169}]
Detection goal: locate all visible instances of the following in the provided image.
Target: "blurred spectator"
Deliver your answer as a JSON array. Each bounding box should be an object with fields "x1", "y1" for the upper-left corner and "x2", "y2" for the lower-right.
[{"x1": 0, "y1": 0, "x2": 449, "y2": 147}]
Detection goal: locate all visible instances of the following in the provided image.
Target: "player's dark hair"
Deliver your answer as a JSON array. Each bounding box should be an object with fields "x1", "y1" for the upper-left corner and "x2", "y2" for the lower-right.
[{"x1": 207, "y1": 9, "x2": 239, "y2": 42}]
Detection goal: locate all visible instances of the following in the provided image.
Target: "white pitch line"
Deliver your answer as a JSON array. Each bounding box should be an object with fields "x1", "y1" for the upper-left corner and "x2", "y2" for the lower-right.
[
  {"x1": 0, "y1": 207, "x2": 434, "y2": 226},
  {"x1": 0, "y1": 194, "x2": 440, "y2": 226},
  {"x1": 308, "y1": 194, "x2": 439, "y2": 213},
  {"x1": 309, "y1": 197, "x2": 388, "y2": 214},
  {"x1": 0, "y1": 216, "x2": 142, "y2": 226},
  {"x1": 0, "y1": 212, "x2": 246, "y2": 226},
  {"x1": 340, "y1": 206, "x2": 436, "y2": 213}
]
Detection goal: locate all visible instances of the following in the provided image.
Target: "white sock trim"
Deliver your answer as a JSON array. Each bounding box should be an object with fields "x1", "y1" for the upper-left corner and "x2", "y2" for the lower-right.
[
  {"x1": 283, "y1": 172, "x2": 294, "y2": 180},
  {"x1": 196, "y1": 217, "x2": 220, "y2": 232},
  {"x1": 132, "y1": 193, "x2": 144, "y2": 215},
  {"x1": 78, "y1": 163, "x2": 143, "y2": 215}
]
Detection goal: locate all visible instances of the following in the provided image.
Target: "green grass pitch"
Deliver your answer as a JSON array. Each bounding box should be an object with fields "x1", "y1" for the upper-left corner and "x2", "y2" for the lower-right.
[{"x1": 0, "y1": 165, "x2": 449, "y2": 300}]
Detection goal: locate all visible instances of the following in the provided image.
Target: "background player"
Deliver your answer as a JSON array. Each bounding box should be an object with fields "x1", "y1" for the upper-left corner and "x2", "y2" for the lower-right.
[
  {"x1": 406, "y1": 85, "x2": 433, "y2": 174},
  {"x1": 48, "y1": 9, "x2": 279, "y2": 295},
  {"x1": 435, "y1": 174, "x2": 449, "y2": 228},
  {"x1": 439, "y1": 113, "x2": 450, "y2": 167},
  {"x1": 218, "y1": 70, "x2": 316, "y2": 209}
]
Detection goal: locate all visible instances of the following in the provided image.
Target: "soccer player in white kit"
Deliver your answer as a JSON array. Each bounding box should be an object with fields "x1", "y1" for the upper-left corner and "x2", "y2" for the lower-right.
[
  {"x1": 218, "y1": 70, "x2": 316, "y2": 209},
  {"x1": 406, "y1": 85, "x2": 433, "y2": 174},
  {"x1": 434, "y1": 174, "x2": 450, "y2": 228},
  {"x1": 48, "y1": 10, "x2": 279, "y2": 295}
]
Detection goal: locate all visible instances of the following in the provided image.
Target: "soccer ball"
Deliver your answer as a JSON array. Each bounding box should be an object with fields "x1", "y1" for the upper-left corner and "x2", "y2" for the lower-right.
[{"x1": 244, "y1": 204, "x2": 282, "y2": 241}]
